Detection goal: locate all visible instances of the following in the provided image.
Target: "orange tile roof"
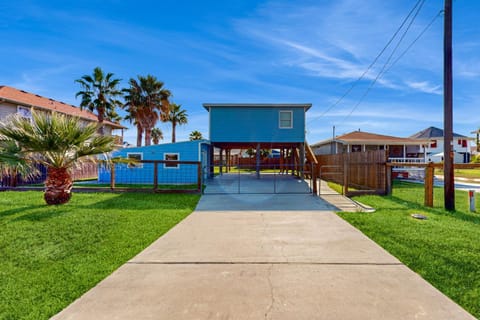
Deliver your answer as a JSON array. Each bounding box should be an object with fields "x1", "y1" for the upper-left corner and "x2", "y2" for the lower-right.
[{"x1": 0, "y1": 85, "x2": 125, "y2": 129}]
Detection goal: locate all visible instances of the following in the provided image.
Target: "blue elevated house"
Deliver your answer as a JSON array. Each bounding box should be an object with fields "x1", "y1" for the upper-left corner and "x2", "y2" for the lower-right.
[{"x1": 203, "y1": 103, "x2": 313, "y2": 176}]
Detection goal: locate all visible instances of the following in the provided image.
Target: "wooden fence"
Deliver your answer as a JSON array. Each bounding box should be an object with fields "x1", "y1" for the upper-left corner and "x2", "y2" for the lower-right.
[
  {"x1": 71, "y1": 162, "x2": 98, "y2": 181},
  {"x1": 1, "y1": 162, "x2": 99, "y2": 187},
  {"x1": 316, "y1": 150, "x2": 388, "y2": 196}
]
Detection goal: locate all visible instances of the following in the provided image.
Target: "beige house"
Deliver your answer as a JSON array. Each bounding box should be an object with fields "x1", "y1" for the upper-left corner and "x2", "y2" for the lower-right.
[
  {"x1": 0, "y1": 85, "x2": 125, "y2": 144},
  {"x1": 311, "y1": 130, "x2": 428, "y2": 162}
]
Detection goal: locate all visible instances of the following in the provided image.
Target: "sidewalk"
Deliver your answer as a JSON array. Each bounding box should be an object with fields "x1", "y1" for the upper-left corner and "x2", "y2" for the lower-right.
[{"x1": 52, "y1": 194, "x2": 474, "y2": 319}]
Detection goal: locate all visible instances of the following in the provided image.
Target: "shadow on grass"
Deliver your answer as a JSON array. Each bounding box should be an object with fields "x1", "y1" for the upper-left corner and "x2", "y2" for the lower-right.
[
  {"x1": 0, "y1": 205, "x2": 47, "y2": 219},
  {"x1": 385, "y1": 194, "x2": 480, "y2": 226},
  {"x1": 73, "y1": 192, "x2": 200, "y2": 211},
  {"x1": 12, "y1": 207, "x2": 72, "y2": 222}
]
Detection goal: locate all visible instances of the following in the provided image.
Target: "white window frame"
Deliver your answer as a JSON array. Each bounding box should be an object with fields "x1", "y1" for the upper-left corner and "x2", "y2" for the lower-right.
[
  {"x1": 17, "y1": 106, "x2": 32, "y2": 120},
  {"x1": 127, "y1": 152, "x2": 143, "y2": 168},
  {"x1": 279, "y1": 110, "x2": 293, "y2": 129},
  {"x1": 164, "y1": 153, "x2": 180, "y2": 169}
]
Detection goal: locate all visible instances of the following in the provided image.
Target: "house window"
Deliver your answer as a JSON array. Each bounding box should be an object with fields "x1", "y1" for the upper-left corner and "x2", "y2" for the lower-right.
[
  {"x1": 279, "y1": 111, "x2": 293, "y2": 128},
  {"x1": 17, "y1": 106, "x2": 32, "y2": 119},
  {"x1": 430, "y1": 140, "x2": 437, "y2": 148},
  {"x1": 164, "y1": 153, "x2": 179, "y2": 168},
  {"x1": 462, "y1": 139, "x2": 467, "y2": 148},
  {"x1": 351, "y1": 145, "x2": 362, "y2": 152},
  {"x1": 127, "y1": 153, "x2": 143, "y2": 168}
]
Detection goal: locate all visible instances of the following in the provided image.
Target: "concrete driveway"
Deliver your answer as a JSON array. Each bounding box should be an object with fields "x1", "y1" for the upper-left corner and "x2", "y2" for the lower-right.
[{"x1": 52, "y1": 194, "x2": 475, "y2": 319}]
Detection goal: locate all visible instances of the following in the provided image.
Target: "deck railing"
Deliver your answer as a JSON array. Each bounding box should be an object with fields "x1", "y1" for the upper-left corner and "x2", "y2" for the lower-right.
[{"x1": 388, "y1": 157, "x2": 425, "y2": 163}]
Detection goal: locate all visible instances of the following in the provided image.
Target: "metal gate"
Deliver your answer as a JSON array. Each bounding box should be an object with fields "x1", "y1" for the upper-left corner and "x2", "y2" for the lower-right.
[{"x1": 202, "y1": 164, "x2": 314, "y2": 194}]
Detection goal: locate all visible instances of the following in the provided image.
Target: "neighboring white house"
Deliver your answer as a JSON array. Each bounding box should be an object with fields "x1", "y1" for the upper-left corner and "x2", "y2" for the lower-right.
[
  {"x1": 410, "y1": 126, "x2": 472, "y2": 163},
  {"x1": 0, "y1": 85, "x2": 126, "y2": 144}
]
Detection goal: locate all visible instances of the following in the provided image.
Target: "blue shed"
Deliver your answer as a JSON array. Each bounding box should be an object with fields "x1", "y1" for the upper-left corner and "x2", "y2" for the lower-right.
[{"x1": 98, "y1": 140, "x2": 210, "y2": 185}]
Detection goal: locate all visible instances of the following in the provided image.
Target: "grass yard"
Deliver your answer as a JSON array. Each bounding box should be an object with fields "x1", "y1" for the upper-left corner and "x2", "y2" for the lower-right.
[
  {"x1": 436, "y1": 168, "x2": 480, "y2": 179},
  {"x1": 339, "y1": 181, "x2": 480, "y2": 318},
  {"x1": 0, "y1": 191, "x2": 200, "y2": 320},
  {"x1": 73, "y1": 182, "x2": 198, "y2": 190}
]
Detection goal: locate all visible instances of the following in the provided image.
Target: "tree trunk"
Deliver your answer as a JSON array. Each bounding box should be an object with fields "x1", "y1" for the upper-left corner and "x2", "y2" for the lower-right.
[
  {"x1": 44, "y1": 167, "x2": 73, "y2": 205},
  {"x1": 136, "y1": 123, "x2": 143, "y2": 147},
  {"x1": 145, "y1": 128, "x2": 152, "y2": 146},
  {"x1": 172, "y1": 122, "x2": 176, "y2": 143},
  {"x1": 97, "y1": 106, "x2": 105, "y2": 136}
]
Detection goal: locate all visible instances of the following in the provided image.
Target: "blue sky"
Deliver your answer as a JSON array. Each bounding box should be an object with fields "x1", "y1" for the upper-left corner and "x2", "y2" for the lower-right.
[{"x1": 1, "y1": 0, "x2": 479, "y2": 144}]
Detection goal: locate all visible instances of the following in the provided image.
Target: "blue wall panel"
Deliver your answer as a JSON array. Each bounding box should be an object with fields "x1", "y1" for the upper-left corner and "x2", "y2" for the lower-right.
[
  {"x1": 209, "y1": 107, "x2": 305, "y2": 143},
  {"x1": 98, "y1": 140, "x2": 208, "y2": 185}
]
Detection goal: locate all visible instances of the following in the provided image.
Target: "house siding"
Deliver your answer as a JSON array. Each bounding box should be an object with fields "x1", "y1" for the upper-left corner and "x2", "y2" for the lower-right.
[
  {"x1": 0, "y1": 102, "x2": 17, "y2": 119},
  {"x1": 98, "y1": 140, "x2": 209, "y2": 184},
  {"x1": 209, "y1": 107, "x2": 306, "y2": 143}
]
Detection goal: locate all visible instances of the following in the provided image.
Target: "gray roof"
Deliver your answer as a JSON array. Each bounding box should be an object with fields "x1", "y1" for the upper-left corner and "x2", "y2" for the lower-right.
[
  {"x1": 409, "y1": 126, "x2": 467, "y2": 139},
  {"x1": 203, "y1": 103, "x2": 312, "y2": 111}
]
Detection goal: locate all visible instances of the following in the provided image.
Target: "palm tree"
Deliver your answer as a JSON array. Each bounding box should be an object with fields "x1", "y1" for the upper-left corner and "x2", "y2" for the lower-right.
[
  {"x1": 0, "y1": 112, "x2": 115, "y2": 205},
  {"x1": 75, "y1": 67, "x2": 123, "y2": 135},
  {"x1": 151, "y1": 128, "x2": 164, "y2": 145},
  {"x1": 123, "y1": 79, "x2": 144, "y2": 147},
  {"x1": 189, "y1": 130, "x2": 203, "y2": 141},
  {"x1": 123, "y1": 75, "x2": 170, "y2": 146},
  {"x1": 163, "y1": 103, "x2": 187, "y2": 143}
]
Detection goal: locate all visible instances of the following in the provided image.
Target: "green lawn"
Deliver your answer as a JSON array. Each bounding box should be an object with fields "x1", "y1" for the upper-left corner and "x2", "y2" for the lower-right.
[
  {"x1": 339, "y1": 181, "x2": 480, "y2": 318},
  {"x1": 436, "y1": 168, "x2": 480, "y2": 179},
  {"x1": 73, "y1": 182, "x2": 198, "y2": 190},
  {"x1": 0, "y1": 191, "x2": 200, "y2": 320}
]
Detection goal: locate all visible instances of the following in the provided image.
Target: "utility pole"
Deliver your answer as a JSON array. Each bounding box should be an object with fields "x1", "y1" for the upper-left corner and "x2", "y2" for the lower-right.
[{"x1": 444, "y1": 0, "x2": 455, "y2": 210}]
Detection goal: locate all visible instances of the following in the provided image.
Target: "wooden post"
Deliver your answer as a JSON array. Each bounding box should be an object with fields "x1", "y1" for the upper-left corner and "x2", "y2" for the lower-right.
[
  {"x1": 290, "y1": 147, "x2": 295, "y2": 175},
  {"x1": 219, "y1": 148, "x2": 223, "y2": 174},
  {"x1": 227, "y1": 149, "x2": 231, "y2": 172},
  {"x1": 197, "y1": 162, "x2": 202, "y2": 193},
  {"x1": 343, "y1": 153, "x2": 349, "y2": 195},
  {"x1": 209, "y1": 145, "x2": 214, "y2": 178},
  {"x1": 256, "y1": 143, "x2": 261, "y2": 179},
  {"x1": 280, "y1": 148, "x2": 284, "y2": 173},
  {"x1": 110, "y1": 164, "x2": 115, "y2": 190},
  {"x1": 300, "y1": 143, "x2": 305, "y2": 179},
  {"x1": 312, "y1": 163, "x2": 318, "y2": 195},
  {"x1": 153, "y1": 161, "x2": 158, "y2": 191},
  {"x1": 386, "y1": 165, "x2": 393, "y2": 195},
  {"x1": 424, "y1": 163, "x2": 434, "y2": 207}
]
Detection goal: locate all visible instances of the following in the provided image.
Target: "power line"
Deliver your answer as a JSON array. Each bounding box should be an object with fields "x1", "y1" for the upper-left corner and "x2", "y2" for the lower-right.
[
  {"x1": 308, "y1": 0, "x2": 424, "y2": 124},
  {"x1": 381, "y1": 9, "x2": 443, "y2": 76},
  {"x1": 338, "y1": 0, "x2": 427, "y2": 124},
  {"x1": 307, "y1": 0, "x2": 426, "y2": 125}
]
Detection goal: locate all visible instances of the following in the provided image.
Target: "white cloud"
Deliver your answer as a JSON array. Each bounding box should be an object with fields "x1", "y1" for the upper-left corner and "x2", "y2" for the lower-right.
[{"x1": 404, "y1": 81, "x2": 442, "y2": 95}]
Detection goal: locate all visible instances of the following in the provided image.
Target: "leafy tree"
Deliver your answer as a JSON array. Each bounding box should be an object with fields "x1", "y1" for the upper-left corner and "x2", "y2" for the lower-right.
[
  {"x1": 151, "y1": 128, "x2": 164, "y2": 145},
  {"x1": 163, "y1": 103, "x2": 187, "y2": 143},
  {"x1": 123, "y1": 75, "x2": 170, "y2": 146},
  {"x1": 0, "y1": 112, "x2": 115, "y2": 205},
  {"x1": 189, "y1": 130, "x2": 203, "y2": 141},
  {"x1": 245, "y1": 148, "x2": 255, "y2": 158},
  {"x1": 75, "y1": 67, "x2": 123, "y2": 134},
  {"x1": 245, "y1": 148, "x2": 270, "y2": 159}
]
